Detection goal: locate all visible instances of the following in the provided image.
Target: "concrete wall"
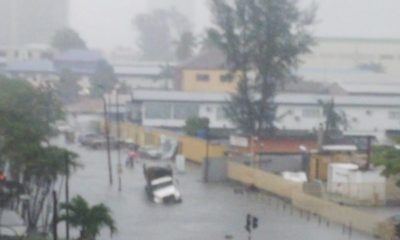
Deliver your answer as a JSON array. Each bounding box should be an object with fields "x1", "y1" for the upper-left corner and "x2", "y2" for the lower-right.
[
  {"x1": 259, "y1": 154, "x2": 304, "y2": 173},
  {"x1": 227, "y1": 161, "x2": 394, "y2": 239}
]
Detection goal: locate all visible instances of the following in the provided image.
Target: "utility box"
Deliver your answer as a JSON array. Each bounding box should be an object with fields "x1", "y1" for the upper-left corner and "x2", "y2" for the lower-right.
[{"x1": 175, "y1": 155, "x2": 186, "y2": 173}]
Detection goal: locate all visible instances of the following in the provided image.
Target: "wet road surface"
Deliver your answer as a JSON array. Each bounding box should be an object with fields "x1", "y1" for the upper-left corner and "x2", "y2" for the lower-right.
[{"x1": 55, "y1": 137, "x2": 373, "y2": 240}]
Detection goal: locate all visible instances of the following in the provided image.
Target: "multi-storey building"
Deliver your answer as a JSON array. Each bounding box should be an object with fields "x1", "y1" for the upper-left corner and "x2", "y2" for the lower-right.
[{"x1": 0, "y1": 0, "x2": 69, "y2": 46}]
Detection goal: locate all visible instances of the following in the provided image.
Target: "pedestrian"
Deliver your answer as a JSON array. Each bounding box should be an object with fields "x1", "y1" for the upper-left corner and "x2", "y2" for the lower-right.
[{"x1": 126, "y1": 150, "x2": 137, "y2": 168}]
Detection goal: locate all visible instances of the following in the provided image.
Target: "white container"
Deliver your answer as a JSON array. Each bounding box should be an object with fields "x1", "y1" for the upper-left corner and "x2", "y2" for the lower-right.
[
  {"x1": 176, "y1": 155, "x2": 186, "y2": 173},
  {"x1": 327, "y1": 163, "x2": 386, "y2": 203}
]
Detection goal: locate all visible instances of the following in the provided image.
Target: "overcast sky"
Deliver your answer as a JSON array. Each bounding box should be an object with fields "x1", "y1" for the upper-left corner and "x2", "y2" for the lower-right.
[{"x1": 70, "y1": 0, "x2": 400, "y2": 51}]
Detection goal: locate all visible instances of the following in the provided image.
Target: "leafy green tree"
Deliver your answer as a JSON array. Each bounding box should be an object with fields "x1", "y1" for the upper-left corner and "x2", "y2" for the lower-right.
[
  {"x1": 90, "y1": 61, "x2": 118, "y2": 97},
  {"x1": 208, "y1": 0, "x2": 315, "y2": 137},
  {"x1": 0, "y1": 77, "x2": 62, "y2": 164},
  {"x1": 372, "y1": 146, "x2": 400, "y2": 179},
  {"x1": 60, "y1": 195, "x2": 117, "y2": 240},
  {"x1": 176, "y1": 32, "x2": 196, "y2": 62},
  {"x1": 57, "y1": 70, "x2": 81, "y2": 104},
  {"x1": 134, "y1": 9, "x2": 191, "y2": 61},
  {"x1": 52, "y1": 28, "x2": 87, "y2": 51},
  {"x1": 0, "y1": 76, "x2": 79, "y2": 233},
  {"x1": 184, "y1": 117, "x2": 209, "y2": 137},
  {"x1": 24, "y1": 148, "x2": 79, "y2": 232}
]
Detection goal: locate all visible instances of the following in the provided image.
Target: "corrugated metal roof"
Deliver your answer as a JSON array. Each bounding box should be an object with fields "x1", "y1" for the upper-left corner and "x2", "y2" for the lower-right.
[
  {"x1": 113, "y1": 65, "x2": 162, "y2": 76},
  {"x1": 131, "y1": 90, "x2": 230, "y2": 102},
  {"x1": 5, "y1": 60, "x2": 56, "y2": 73},
  {"x1": 55, "y1": 49, "x2": 103, "y2": 62},
  {"x1": 128, "y1": 90, "x2": 400, "y2": 107},
  {"x1": 276, "y1": 94, "x2": 400, "y2": 107},
  {"x1": 179, "y1": 48, "x2": 227, "y2": 70}
]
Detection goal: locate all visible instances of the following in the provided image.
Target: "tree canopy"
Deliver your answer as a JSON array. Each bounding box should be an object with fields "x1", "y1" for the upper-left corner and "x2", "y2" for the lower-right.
[
  {"x1": 318, "y1": 99, "x2": 348, "y2": 140},
  {"x1": 208, "y1": 0, "x2": 315, "y2": 137},
  {"x1": 0, "y1": 77, "x2": 63, "y2": 165},
  {"x1": 51, "y1": 28, "x2": 87, "y2": 51},
  {"x1": 175, "y1": 32, "x2": 196, "y2": 62},
  {"x1": 0, "y1": 76, "x2": 79, "y2": 232},
  {"x1": 184, "y1": 117, "x2": 210, "y2": 137},
  {"x1": 60, "y1": 195, "x2": 117, "y2": 240},
  {"x1": 372, "y1": 146, "x2": 400, "y2": 179},
  {"x1": 90, "y1": 61, "x2": 118, "y2": 97},
  {"x1": 134, "y1": 9, "x2": 191, "y2": 61},
  {"x1": 57, "y1": 69, "x2": 81, "y2": 104}
]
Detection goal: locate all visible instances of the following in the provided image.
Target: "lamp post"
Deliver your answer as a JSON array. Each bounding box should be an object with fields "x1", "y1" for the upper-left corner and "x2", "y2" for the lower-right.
[
  {"x1": 65, "y1": 152, "x2": 70, "y2": 240},
  {"x1": 97, "y1": 84, "x2": 113, "y2": 186},
  {"x1": 103, "y1": 94, "x2": 113, "y2": 185},
  {"x1": 115, "y1": 84, "x2": 122, "y2": 192},
  {"x1": 204, "y1": 119, "x2": 210, "y2": 183}
]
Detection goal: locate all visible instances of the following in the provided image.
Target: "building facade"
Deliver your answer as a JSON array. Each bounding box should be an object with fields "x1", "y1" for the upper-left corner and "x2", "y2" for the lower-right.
[
  {"x1": 0, "y1": 0, "x2": 69, "y2": 46},
  {"x1": 120, "y1": 89, "x2": 400, "y2": 142},
  {"x1": 0, "y1": 44, "x2": 54, "y2": 66},
  {"x1": 177, "y1": 49, "x2": 240, "y2": 93}
]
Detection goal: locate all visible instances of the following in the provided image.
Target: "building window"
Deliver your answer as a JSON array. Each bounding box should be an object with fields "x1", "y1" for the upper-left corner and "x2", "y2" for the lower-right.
[
  {"x1": 144, "y1": 102, "x2": 172, "y2": 119},
  {"x1": 389, "y1": 111, "x2": 400, "y2": 120},
  {"x1": 173, "y1": 103, "x2": 199, "y2": 120},
  {"x1": 220, "y1": 74, "x2": 233, "y2": 83},
  {"x1": 302, "y1": 108, "x2": 321, "y2": 118},
  {"x1": 216, "y1": 106, "x2": 227, "y2": 120},
  {"x1": 196, "y1": 74, "x2": 209, "y2": 82}
]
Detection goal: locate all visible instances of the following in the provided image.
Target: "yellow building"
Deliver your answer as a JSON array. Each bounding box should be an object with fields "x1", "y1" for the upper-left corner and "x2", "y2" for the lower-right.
[{"x1": 177, "y1": 49, "x2": 240, "y2": 93}]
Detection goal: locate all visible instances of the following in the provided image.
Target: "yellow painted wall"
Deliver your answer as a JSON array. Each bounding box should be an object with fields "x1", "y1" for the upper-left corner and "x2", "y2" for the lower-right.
[
  {"x1": 181, "y1": 69, "x2": 239, "y2": 92},
  {"x1": 227, "y1": 161, "x2": 393, "y2": 239},
  {"x1": 179, "y1": 135, "x2": 225, "y2": 163},
  {"x1": 106, "y1": 122, "x2": 225, "y2": 163}
]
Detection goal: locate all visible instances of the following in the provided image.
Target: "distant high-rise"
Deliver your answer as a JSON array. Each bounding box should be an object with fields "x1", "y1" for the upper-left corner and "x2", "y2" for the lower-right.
[{"x1": 0, "y1": 0, "x2": 69, "y2": 46}]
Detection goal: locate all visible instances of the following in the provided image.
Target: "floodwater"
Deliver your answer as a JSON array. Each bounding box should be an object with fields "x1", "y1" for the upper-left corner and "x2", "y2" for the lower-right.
[{"x1": 54, "y1": 136, "x2": 373, "y2": 240}]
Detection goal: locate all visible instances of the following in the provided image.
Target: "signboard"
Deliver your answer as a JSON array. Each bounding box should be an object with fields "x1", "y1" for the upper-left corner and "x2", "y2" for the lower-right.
[{"x1": 229, "y1": 135, "x2": 249, "y2": 148}]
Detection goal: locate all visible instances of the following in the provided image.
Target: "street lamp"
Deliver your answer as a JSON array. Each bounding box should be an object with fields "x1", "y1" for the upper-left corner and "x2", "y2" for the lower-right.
[
  {"x1": 114, "y1": 84, "x2": 122, "y2": 192},
  {"x1": 204, "y1": 118, "x2": 210, "y2": 183},
  {"x1": 96, "y1": 84, "x2": 113, "y2": 186}
]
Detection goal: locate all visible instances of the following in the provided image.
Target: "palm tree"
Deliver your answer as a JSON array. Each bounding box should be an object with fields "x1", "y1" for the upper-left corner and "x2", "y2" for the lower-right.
[
  {"x1": 60, "y1": 195, "x2": 117, "y2": 240},
  {"x1": 318, "y1": 98, "x2": 348, "y2": 142}
]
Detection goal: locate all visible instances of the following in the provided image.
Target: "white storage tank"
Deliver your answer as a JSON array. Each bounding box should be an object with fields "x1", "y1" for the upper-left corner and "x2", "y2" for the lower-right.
[{"x1": 327, "y1": 163, "x2": 386, "y2": 204}]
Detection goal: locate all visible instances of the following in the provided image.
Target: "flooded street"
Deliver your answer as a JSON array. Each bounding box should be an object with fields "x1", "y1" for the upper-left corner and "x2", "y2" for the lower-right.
[{"x1": 54, "y1": 137, "x2": 373, "y2": 240}]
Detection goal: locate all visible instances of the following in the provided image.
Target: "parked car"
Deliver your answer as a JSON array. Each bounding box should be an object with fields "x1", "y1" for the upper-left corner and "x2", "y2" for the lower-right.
[
  {"x1": 78, "y1": 133, "x2": 104, "y2": 146},
  {"x1": 139, "y1": 145, "x2": 162, "y2": 159}
]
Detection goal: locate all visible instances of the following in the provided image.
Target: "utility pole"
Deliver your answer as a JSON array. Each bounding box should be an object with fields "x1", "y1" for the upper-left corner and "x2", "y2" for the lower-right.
[
  {"x1": 103, "y1": 95, "x2": 113, "y2": 185},
  {"x1": 204, "y1": 120, "x2": 210, "y2": 183},
  {"x1": 52, "y1": 191, "x2": 58, "y2": 240},
  {"x1": 366, "y1": 136, "x2": 372, "y2": 171},
  {"x1": 65, "y1": 153, "x2": 70, "y2": 240},
  {"x1": 116, "y1": 88, "x2": 122, "y2": 192}
]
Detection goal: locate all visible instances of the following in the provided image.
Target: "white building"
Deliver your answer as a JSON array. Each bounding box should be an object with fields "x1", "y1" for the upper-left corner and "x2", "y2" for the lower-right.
[
  {"x1": 115, "y1": 89, "x2": 400, "y2": 142},
  {"x1": 3, "y1": 59, "x2": 59, "y2": 88},
  {"x1": 112, "y1": 62, "x2": 175, "y2": 90},
  {"x1": 116, "y1": 90, "x2": 232, "y2": 130},
  {"x1": 0, "y1": 44, "x2": 54, "y2": 66}
]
